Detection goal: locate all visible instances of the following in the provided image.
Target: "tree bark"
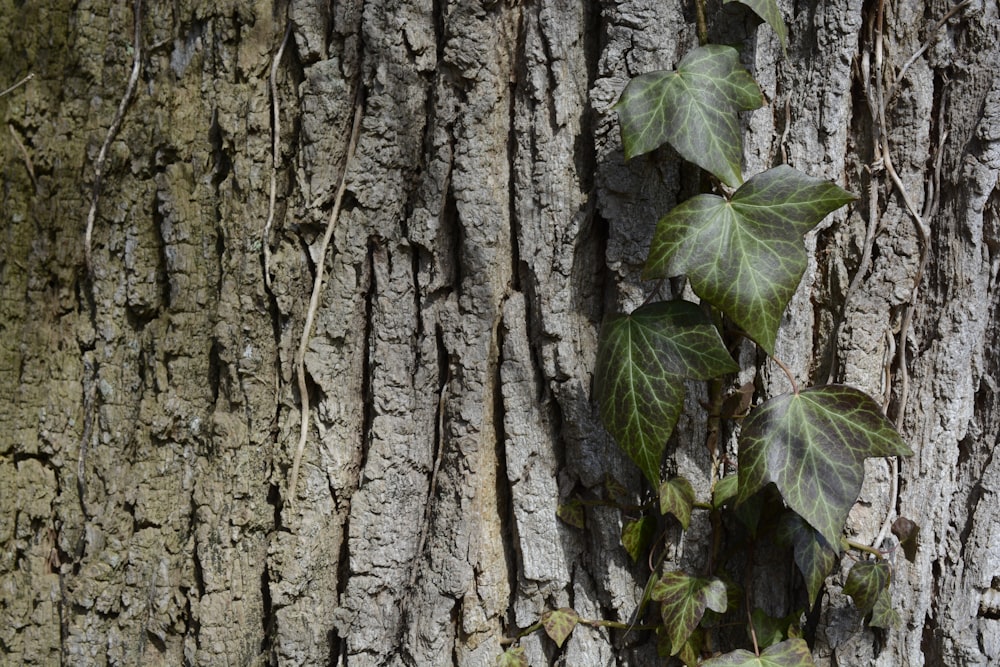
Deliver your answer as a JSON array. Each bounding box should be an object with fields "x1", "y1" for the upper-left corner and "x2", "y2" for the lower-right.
[{"x1": 1, "y1": 0, "x2": 997, "y2": 665}]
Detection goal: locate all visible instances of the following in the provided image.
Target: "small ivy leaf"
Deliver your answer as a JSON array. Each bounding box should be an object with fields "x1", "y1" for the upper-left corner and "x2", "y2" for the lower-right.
[
  {"x1": 777, "y1": 512, "x2": 838, "y2": 608},
  {"x1": 737, "y1": 385, "x2": 912, "y2": 547},
  {"x1": 750, "y1": 607, "x2": 800, "y2": 649},
  {"x1": 622, "y1": 516, "x2": 656, "y2": 562},
  {"x1": 660, "y1": 476, "x2": 696, "y2": 528},
  {"x1": 496, "y1": 646, "x2": 528, "y2": 667},
  {"x1": 614, "y1": 44, "x2": 764, "y2": 186},
  {"x1": 869, "y1": 585, "x2": 900, "y2": 628},
  {"x1": 677, "y1": 627, "x2": 704, "y2": 667},
  {"x1": 845, "y1": 560, "x2": 891, "y2": 616},
  {"x1": 556, "y1": 498, "x2": 585, "y2": 529},
  {"x1": 644, "y1": 166, "x2": 856, "y2": 354},
  {"x1": 891, "y1": 516, "x2": 920, "y2": 563},
  {"x1": 713, "y1": 474, "x2": 740, "y2": 508},
  {"x1": 595, "y1": 301, "x2": 739, "y2": 484},
  {"x1": 699, "y1": 638, "x2": 816, "y2": 666},
  {"x1": 724, "y1": 0, "x2": 788, "y2": 51},
  {"x1": 651, "y1": 571, "x2": 728, "y2": 655},
  {"x1": 605, "y1": 475, "x2": 630, "y2": 504},
  {"x1": 540, "y1": 607, "x2": 580, "y2": 648}
]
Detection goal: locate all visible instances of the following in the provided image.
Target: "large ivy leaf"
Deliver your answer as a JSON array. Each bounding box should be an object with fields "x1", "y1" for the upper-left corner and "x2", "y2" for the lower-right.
[
  {"x1": 644, "y1": 166, "x2": 856, "y2": 354},
  {"x1": 737, "y1": 385, "x2": 911, "y2": 547},
  {"x1": 777, "y1": 512, "x2": 838, "y2": 607},
  {"x1": 651, "y1": 571, "x2": 728, "y2": 655},
  {"x1": 595, "y1": 301, "x2": 738, "y2": 484},
  {"x1": 614, "y1": 44, "x2": 764, "y2": 187},
  {"x1": 700, "y1": 638, "x2": 816, "y2": 666},
  {"x1": 725, "y1": 0, "x2": 788, "y2": 50}
]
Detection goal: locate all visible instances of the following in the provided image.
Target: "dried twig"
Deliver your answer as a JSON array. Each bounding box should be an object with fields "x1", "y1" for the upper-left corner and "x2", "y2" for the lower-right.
[
  {"x1": 263, "y1": 23, "x2": 292, "y2": 291},
  {"x1": 287, "y1": 96, "x2": 365, "y2": 505},
  {"x1": 84, "y1": 0, "x2": 143, "y2": 273},
  {"x1": 887, "y1": 0, "x2": 971, "y2": 101},
  {"x1": 8, "y1": 124, "x2": 37, "y2": 190},
  {"x1": 0, "y1": 72, "x2": 34, "y2": 98}
]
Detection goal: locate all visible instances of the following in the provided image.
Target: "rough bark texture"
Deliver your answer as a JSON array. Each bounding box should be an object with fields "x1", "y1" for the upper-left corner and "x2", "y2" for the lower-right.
[{"x1": 1, "y1": 0, "x2": 998, "y2": 665}]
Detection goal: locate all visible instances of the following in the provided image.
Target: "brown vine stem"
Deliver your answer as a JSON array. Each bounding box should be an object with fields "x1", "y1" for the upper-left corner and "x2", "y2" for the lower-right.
[
  {"x1": 886, "y1": 0, "x2": 970, "y2": 101},
  {"x1": 869, "y1": 0, "x2": 945, "y2": 549},
  {"x1": 84, "y1": 0, "x2": 143, "y2": 274},
  {"x1": 288, "y1": 95, "x2": 365, "y2": 506},
  {"x1": 770, "y1": 354, "x2": 799, "y2": 395},
  {"x1": 263, "y1": 23, "x2": 291, "y2": 291}
]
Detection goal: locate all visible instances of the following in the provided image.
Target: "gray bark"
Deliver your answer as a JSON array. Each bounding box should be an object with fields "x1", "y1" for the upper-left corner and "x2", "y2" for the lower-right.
[{"x1": 1, "y1": 0, "x2": 998, "y2": 665}]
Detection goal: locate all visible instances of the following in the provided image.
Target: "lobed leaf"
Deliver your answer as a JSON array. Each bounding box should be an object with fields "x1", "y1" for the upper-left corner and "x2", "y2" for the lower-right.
[
  {"x1": 660, "y1": 476, "x2": 696, "y2": 528},
  {"x1": 869, "y1": 586, "x2": 901, "y2": 628},
  {"x1": 699, "y1": 638, "x2": 816, "y2": 666},
  {"x1": 595, "y1": 301, "x2": 738, "y2": 484},
  {"x1": 845, "y1": 560, "x2": 891, "y2": 616},
  {"x1": 750, "y1": 607, "x2": 801, "y2": 649},
  {"x1": 651, "y1": 571, "x2": 728, "y2": 655},
  {"x1": 645, "y1": 166, "x2": 856, "y2": 354},
  {"x1": 615, "y1": 45, "x2": 764, "y2": 186},
  {"x1": 737, "y1": 385, "x2": 911, "y2": 547},
  {"x1": 541, "y1": 607, "x2": 580, "y2": 648}
]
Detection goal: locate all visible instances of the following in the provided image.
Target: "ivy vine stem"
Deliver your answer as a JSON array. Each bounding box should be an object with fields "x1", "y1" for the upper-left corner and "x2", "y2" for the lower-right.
[
  {"x1": 695, "y1": 0, "x2": 709, "y2": 46},
  {"x1": 770, "y1": 355, "x2": 800, "y2": 394}
]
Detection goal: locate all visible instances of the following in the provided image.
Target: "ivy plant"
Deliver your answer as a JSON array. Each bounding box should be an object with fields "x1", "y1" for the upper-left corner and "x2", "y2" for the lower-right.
[{"x1": 499, "y1": 1, "x2": 915, "y2": 665}]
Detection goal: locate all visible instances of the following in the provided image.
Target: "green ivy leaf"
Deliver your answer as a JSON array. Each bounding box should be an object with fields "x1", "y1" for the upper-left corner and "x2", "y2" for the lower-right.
[
  {"x1": 644, "y1": 166, "x2": 856, "y2": 354},
  {"x1": 869, "y1": 585, "x2": 900, "y2": 628},
  {"x1": 651, "y1": 571, "x2": 728, "y2": 655},
  {"x1": 595, "y1": 301, "x2": 739, "y2": 484},
  {"x1": 496, "y1": 646, "x2": 528, "y2": 667},
  {"x1": 660, "y1": 476, "x2": 696, "y2": 528},
  {"x1": 614, "y1": 44, "x2": 764, "y2": 186},
  {"x1": 605, "y1": 475, "x2": 630, "y2": 504},
  {"x1": 677, "y1": 627, "x2": 704, "y2": 667},
  {"x1": 699, "y1": 638, "x2": 816, "y2": 666},
  {"x1": 622, "y1": 516, "x2": 656, "y2": 562},
  {"x1": 737, "y1": 385, "x2": 911, "y2": 547},
  {"x1": 556, "y1": 498, "x2": 585, "y2": 529},
  {"x1": 777, "y1": 512, "x2": 838, "y2": 608},
  {"x1": 844, "y1": 560, "x2": 891, "y2": 616},
  {"x1": 725, "y1": 0, "x2": 788, "y2": 50},
  {"x1": 750, "y1": 607, "x2": 801, "y2": 649},
  {"x1": 541, "y1": 607, "x2": 580, "y2": 648},
  {"x1": 713, "y1": 474, "x2": 740, "y2": 508}
]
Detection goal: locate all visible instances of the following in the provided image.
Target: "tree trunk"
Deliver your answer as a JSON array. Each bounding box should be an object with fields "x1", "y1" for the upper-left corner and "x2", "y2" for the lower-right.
[{"x1": 1, "y1": 0, "x2": 997, "y2": 665}]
